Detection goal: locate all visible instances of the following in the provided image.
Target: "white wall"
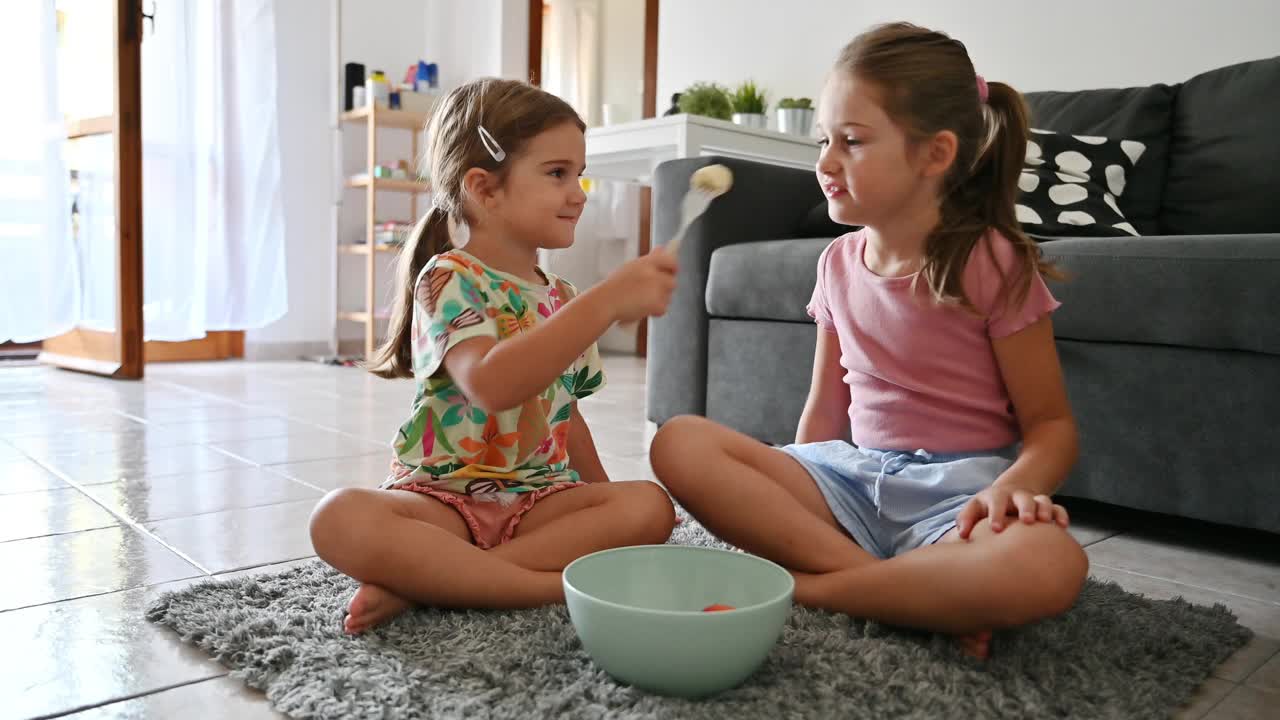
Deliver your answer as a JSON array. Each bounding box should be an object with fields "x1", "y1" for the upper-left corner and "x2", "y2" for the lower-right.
[
  {"x1": 245, "y1": 0, "x2": 338, "y2": 357},
  {"x1": 658, "y1": 0, "x2": 1280, "y2": 123},
  {"x1": 247, "y1": 0, "x2": 535, "y2": 357},
  {"x1": 424, "y1": 0, "x2": 529, "y2": 89}
]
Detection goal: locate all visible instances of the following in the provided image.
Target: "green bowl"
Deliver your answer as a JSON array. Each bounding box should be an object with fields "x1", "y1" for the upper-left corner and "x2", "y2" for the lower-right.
[{"x1": 563, "y1": 545, "x2": 794, "y2": 698}]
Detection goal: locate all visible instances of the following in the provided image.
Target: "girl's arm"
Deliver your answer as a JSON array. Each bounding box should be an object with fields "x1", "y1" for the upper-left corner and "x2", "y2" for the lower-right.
[
  {"x1": 990, "y1": 315, "x2": 1079, "y2": 496},
  {"x1": 443, "y1": 296, "x2": 611, "y2": 412},
  {"x1": 567, "y1": 403, "x2": 610, "y2": 484},
  {"x1": 957, "y1": 315, "x2": 1077, "y2": 538},
  {"x1": 444, "y1": 251, "x2": 677, "y2": 412},
  {"x1": 796, "y1": 328, "x2": 852, "y2": 444}
]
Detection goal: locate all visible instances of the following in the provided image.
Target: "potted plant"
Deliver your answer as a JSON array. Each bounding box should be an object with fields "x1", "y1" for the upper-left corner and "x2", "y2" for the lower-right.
[
  {"x1": 729, "y1": 80, "x2": 768, "y2": 129},
  {"x1": 776, "y1": 97, "x2": 814, "y2": 136},
  {"x1": 677, "y1": 82, "x2": 733, "y2": 121}
]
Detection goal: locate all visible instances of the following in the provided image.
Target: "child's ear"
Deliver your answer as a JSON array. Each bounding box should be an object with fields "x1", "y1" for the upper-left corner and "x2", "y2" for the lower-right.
[
  {"x1": 920, "y1": 129, "x2": 958, "y2": 179},
  {"x1": 461, "y1": 167, "x2": 497, "y2": 207}
]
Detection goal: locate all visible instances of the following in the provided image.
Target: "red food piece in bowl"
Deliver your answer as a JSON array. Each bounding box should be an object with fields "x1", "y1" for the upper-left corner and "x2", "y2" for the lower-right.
[{"x1": 702, "y1": 603, "x2": 736, "y2": 612}]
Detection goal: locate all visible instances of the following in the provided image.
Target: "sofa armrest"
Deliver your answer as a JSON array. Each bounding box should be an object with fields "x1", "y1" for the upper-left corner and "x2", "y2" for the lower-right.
[{"x1": 646, "y1": 156, "x2": 827, "y2": 424}]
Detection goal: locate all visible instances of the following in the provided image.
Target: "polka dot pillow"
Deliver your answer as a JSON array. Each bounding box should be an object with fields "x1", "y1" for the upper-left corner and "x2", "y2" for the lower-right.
[{"x1": 1017, "y1": 129, "x2": 1146, "y2": 237}]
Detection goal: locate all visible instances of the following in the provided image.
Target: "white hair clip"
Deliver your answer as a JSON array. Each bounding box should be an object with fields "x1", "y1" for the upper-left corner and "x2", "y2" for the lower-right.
[{"x1": 478, "y1": 125, "x2": 506, "y2": 163}]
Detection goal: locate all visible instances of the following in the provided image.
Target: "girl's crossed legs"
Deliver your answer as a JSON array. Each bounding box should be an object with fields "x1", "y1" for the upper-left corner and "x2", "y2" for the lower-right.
[
  {"x1": 649, "y1": 415, "x2": 1088, "y2": 656},
  {"x1": 309, "y1": 479, "x2": 676, "y2": 634}
]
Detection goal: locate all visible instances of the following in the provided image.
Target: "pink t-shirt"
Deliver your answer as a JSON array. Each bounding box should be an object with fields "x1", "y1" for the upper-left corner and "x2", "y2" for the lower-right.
[{"x1": 808, "y1": 229, "x2": 1061, "y2": 453}]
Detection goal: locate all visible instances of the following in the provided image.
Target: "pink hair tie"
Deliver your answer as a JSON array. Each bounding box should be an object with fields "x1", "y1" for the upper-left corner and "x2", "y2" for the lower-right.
[{"x1": 976, "y1": 74, "x2": 989, "y2": 103}]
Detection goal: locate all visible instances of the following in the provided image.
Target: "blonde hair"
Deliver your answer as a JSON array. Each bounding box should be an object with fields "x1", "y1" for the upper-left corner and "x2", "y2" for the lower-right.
[
  {"x1": 836, "y1": 23, "x2": 1063, "y2": 312},
  {"x1": 367, "y1": 78, "x2": 585, "y2": 379}
]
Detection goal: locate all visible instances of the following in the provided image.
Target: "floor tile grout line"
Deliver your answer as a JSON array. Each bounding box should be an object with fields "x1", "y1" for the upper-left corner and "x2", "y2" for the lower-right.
[
  {"x1": 6, "y1": 385, "x2": 401, "y2": 448},
  {"x1": 102, "y1": 374, "x2": 383, "y2": 429},
  {"x1": 1241, "y1": 646, "x2": 1280, "y2": 688},
  {"x1": 1078, "y1": 531, "x2": 1124, "y2": 548},
  {"x1": 1194, "y1": 680, "x2": 1238, "y2": 719},
  {"x1": 102, "y1": 494, "x2": 325, "y2": 528},
  {"x1": 32, "y1": 430, "x2": 349, "y2": 526},
  {"x1": 32, "y1": 672, "x2": 230, "y2": 720},
  {"x1": 0, "y1": 553, "x2": 322, "y2": 617},
  {"x1": 8, "y1": 427, "x2": 382, "y2": 467},
  {"x1": 1240, "y1": 680, "x2": 1280, "y2": 696},
  {"x1": 211, "y1": 554, "x2": 321, "y2": 577},
  {"x1": 0, "y1": 568, "x2": 209, "y2": 615},
  {"x1": 0, "y1": 520, "x2": 123, "y2": 546},
  {"x1": 10, "y1": 442, "x2": 375, "y2": 526},
  {"x1": 21, "y1": 455, "x2": 216, "y2": 576},
  {"x1": 199, "y1": 441, "x2": 388, "y2": 474},
  {"x1": 258, "y1": 465, "x2": 330, "y2": 493},
  {"x1": 1091, "y1": 562, "x2": 1280, "y2": 609}
]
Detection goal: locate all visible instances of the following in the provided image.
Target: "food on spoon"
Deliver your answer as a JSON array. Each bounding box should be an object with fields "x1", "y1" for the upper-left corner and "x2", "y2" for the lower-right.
[{"x1": 691, "y1": 164, "x2": 733, "y2": 194}]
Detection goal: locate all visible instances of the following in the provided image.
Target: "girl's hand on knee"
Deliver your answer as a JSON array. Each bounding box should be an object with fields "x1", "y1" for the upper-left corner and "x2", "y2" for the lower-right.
[{"x1": 956, "y1": 487, "x2": 1069, "y2": 539}]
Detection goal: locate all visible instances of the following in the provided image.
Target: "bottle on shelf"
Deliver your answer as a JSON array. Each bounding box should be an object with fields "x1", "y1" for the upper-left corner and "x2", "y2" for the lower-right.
[{"x1": 366, "y1": 70, "x2": 390, "y2": 108}]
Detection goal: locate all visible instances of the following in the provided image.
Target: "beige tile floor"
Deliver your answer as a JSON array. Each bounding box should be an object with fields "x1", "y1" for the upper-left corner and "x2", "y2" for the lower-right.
[{"x1": 1, "y1": 356, "x2": 1277, "y2": 719}]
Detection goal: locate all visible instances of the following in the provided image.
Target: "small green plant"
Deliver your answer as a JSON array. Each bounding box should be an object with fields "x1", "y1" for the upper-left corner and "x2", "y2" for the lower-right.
[
  {"x1": 729, "y1": 80, "x2": 768, "y2": 114},
  {"x1": 677, "y1": 82, "x2": 733, "y2": 120},
  {"x1": 777, "y1": 97, "x2": 813, "y2": 110}
]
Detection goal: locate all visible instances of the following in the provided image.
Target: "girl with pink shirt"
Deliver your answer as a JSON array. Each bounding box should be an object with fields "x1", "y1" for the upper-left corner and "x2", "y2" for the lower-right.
[{"x1": 650, "y1": 23, "x2": 1087, "y2": 658}]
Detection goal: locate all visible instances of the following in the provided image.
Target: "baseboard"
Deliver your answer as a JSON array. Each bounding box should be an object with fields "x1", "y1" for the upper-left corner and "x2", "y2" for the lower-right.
[{"x1": 244, "y1": 340, "x2": 335, "y2": 361}]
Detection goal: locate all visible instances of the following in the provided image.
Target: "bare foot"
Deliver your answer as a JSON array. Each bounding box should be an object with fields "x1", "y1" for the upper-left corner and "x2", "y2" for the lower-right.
[
  {"x1": 956, "y1": 629, "x2": 992, "y2": 660},
  {"x1": 792, "y1": 570, "x2": 992, "y2": 659},
  {"x1": 344, "y1": 583, "x2": 414, "y2": 635}
]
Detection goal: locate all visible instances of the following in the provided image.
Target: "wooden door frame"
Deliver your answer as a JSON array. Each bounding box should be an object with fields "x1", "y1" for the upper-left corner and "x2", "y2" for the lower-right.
[
  {"x1": 529, "y1": 0, "x2": 659, "y2": 357},
  {"x1": 40, "y1": 0, "x2": 145, "y2": 378},
  {"x1": 527, "y1": 0, "x2": 544, "y2": 86},
  {"x1": 42, "y1": 1, "x2": 245, "y2": 375}
]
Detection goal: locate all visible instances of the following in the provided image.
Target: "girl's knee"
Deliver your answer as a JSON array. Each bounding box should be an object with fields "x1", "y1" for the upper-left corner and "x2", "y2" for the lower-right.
[
  {"x1": 650, "y1": 415, "x2": 719, "y2": 480},
  {"x1": 309, "y1": 488, "x2": 376, "y2": 556},
  {"x1": 638, "y1": 481, "x2": 678, "y2": 539},
  {"x1": 1001, "y1": 524, "x2": 1089, "y2": 619},
  {"x1": 1045, "y1": 532, "x2": 1089, "y2": 614},
  {"x1": 618, "y1": 480, "x2": 677, "y2": 543}
]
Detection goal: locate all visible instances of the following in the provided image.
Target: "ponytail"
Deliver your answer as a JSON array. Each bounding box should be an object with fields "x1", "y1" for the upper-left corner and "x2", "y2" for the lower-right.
[
  {"x1": 928, "y1": 80, "x2": 1064, "y2": 314},
  {"x1": 366, "y1": 205, "x2": 453, "y2": 379}
]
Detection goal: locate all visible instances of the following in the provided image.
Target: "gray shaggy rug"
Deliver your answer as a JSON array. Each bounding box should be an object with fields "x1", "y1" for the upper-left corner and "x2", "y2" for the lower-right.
[{"x1": 147, "y1": 517, "x2": 1250, "y2": 719}]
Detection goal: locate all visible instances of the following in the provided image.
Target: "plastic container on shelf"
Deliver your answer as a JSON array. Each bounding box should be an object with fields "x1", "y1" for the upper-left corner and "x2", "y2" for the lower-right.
[{"x1": 366, "y1": 70, "x2": 390, "y2": 108}]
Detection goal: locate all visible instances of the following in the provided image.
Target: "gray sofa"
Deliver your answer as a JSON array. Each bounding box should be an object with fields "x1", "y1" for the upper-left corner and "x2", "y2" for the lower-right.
[{"x1": 646, "y1": 55, "x2": 1280, "y2": 534}]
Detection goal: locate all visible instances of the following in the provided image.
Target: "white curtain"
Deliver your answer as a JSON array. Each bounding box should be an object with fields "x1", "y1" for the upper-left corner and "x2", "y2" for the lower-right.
[
  {"x1": 0, "y1": 1, "x2": 78, "y2": 343},
  {"x1": 544, "y1": 0, "x2": 600, "y2": 127},
  {"x1": 1, "y1": 0, "x2": 286, "y2": 344},
  {"x1": 139, "y1": 0, "x2": 287, "y2": 341}
]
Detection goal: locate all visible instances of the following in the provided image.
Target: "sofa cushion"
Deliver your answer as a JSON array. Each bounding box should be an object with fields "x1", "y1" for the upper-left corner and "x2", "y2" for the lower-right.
[
  {"x1": 800, "y1": 201, "x2": 860, "y2": 238},
  {"x1": 1024, "y1": 85, "x2": 1176, "y2": 236},
  {"x1": 706, "y1": 238, "x2": 829, "y2": 322},
  {"x1": 1018, "y1": 129, "x2": 1144, "y2": 237},
  {"x1": 1041, "y1": 234, "x2": 1280, "y2": 355},
  {"x1": 1161, "y1": 56, "x2": 1280, "y2": 236}
]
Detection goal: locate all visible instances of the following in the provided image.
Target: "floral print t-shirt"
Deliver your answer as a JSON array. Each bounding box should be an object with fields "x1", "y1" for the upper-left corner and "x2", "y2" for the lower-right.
[{"x1": 382, "y1": 249, "x2": 607, "y2": 496}]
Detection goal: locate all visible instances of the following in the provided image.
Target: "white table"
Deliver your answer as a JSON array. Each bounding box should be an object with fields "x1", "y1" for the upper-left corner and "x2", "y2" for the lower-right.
[{"x1": 584, "y1": 114, "x2": 819, "y2": 184}]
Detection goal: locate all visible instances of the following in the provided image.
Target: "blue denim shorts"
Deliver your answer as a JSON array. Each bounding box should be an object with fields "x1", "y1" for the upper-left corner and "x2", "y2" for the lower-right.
[{"x1": 781, "y1": 440, "x2": 1018, "y2": 560}]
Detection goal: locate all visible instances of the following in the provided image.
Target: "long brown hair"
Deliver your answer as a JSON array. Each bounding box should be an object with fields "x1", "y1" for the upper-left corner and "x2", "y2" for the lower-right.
[
  {"x1": 836, "y1": 22, "x2": 1062, "y2": 313},
  {"x1": 367, "y1": 78, "x2": 585, "y2": 379}
]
